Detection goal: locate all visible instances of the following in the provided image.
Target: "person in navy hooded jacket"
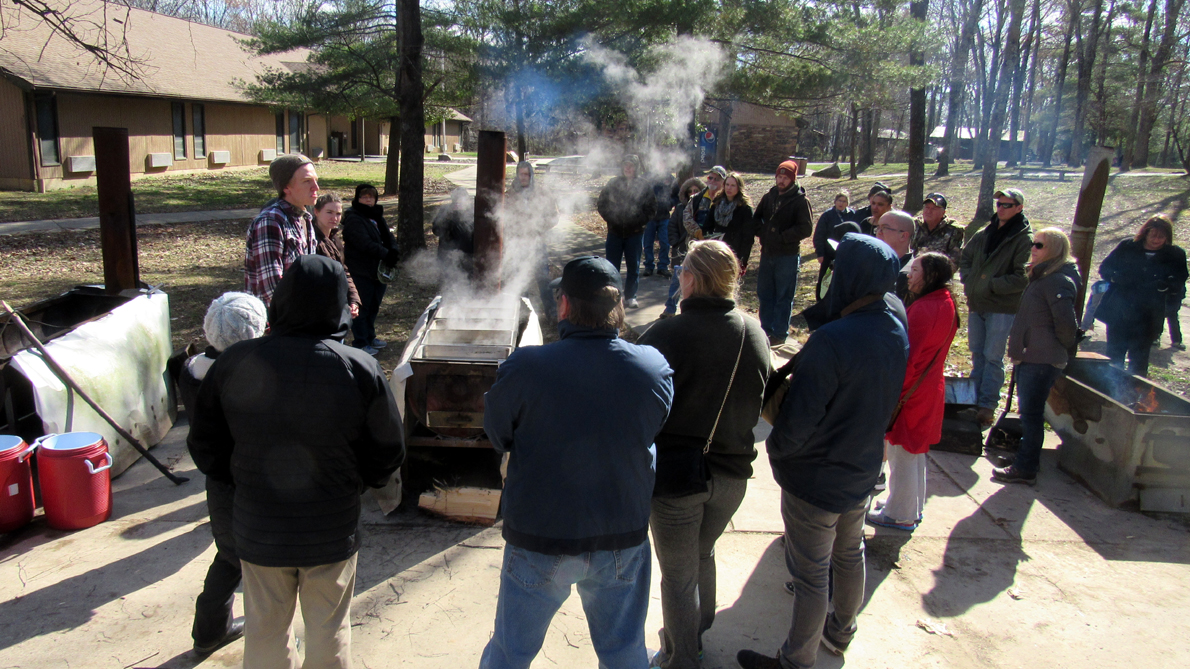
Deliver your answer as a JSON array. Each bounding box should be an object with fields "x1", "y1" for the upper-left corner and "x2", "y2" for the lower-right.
[
  {"x1": 738, "y1": 233, "x2": 909, "y2": 669},
  {"x1": 479, "y1": 256, "x2": 674, "y2": 669}
]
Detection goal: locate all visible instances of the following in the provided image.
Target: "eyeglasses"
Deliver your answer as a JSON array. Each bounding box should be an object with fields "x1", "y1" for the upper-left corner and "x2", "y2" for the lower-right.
[
  {"x1": 996, "y1": 201, "x2": 1018, "y2": 209},
  {"x1": 1032, "y1": 242, "x2": 1045, "y2": 249}
]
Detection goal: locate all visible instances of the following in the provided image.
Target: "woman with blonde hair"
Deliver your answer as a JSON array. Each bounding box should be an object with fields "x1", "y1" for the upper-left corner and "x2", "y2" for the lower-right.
[
  {"x1": 638, "y1": 240, "x2": 772, "y2": 668},
  {"x1": 993, "y1": 228, "x2": 1081, "y2": 486}
]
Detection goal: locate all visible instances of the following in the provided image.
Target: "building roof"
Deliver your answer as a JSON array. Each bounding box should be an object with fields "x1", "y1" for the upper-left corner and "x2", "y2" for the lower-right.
[
  {"x1": 0, "y1": 0, "x2": 309, "y2": 104},
  {"x1": 929, "y1": 126, "x2": 1025, "y2": 142}
]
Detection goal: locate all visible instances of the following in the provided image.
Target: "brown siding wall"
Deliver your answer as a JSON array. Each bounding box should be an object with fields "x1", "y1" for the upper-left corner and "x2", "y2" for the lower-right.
[
  {"x1": 425, "y1": 120, "x2": 463, "y2": 153},
  {"x1": 728, "y1": 125, "x2": 800, "y2": 173},
  {"x1": 0, "y1": 79, "x2": 33, "y2": 185},
  {"x1": 307, "y1": 114, "x2": 328, "y2": 158}
]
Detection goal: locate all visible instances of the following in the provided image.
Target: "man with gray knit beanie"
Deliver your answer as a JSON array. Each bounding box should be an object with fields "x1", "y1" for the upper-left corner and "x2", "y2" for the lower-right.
[{"x1": 244, "y1": 154, "x2": 320, "y2": 305}]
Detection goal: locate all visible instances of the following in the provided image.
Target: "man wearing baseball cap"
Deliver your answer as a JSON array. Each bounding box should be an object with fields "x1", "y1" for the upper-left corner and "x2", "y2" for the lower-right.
[
  {"x1": 911, "y1": 192, "x2": 964, "y2": 265},
  {"x1": 244, "y1": 154, "x2": 320, "y2": 306},
  {"x1": 959, "y1": 187, "x2": 1033, "y2": 427},
  {"x1": 479, "y1": 256, "x2": 674, "y2": 669},
  {"x1": 753, "y1": 160, "x2": 814, "y2": 345}
]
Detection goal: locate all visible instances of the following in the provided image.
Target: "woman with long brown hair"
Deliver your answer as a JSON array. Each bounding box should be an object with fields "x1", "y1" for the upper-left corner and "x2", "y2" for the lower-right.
[
  {"x1": 1096, "y1": 215, "x2": 1189, "y2": 376},
  {"x1": 867, "y1": 252, "x2": 958, "y2": 531}
]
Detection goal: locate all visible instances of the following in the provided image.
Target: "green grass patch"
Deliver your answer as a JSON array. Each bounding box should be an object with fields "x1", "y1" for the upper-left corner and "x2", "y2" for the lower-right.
[{"x1": 0, "y1": 162, "x2": 460, "y2": 223}]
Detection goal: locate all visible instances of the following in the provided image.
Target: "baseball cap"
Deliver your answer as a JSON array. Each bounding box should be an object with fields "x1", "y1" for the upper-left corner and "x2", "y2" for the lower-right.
[
  {"x1": 925, "y1": 192, "x2": 948, "y2": 208},
  {"x1": 707, "y1": 165, "x2": 727, "y2": 180},
  {"x1": 549, "y1": 256, "x2": 622, "y2": 308},
  {"x1": 994, "y1": 188, "x2": 1025, "y2": 206}
]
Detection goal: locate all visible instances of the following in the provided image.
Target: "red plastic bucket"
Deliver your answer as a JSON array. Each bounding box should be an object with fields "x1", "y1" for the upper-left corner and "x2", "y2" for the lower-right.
[
  {"x1": 34, "y1": 432, "x2": 113, "y2": 530},
  {"x1": 0, "y1": 435, "x2": 37, "y2": 533}
]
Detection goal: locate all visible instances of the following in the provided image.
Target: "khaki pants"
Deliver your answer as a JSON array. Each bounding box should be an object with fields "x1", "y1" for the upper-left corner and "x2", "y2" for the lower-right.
[{"x1": 241, "y1": 554, "x2": 357, "y2": 669}]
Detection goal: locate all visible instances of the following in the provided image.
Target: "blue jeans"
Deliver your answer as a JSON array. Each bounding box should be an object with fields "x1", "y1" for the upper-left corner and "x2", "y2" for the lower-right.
[
  {"x1": 642, "y1": 218, "x2": 670, "y2": 273},
  {"x1": 968, "y1": 311, "x2": 1015, "y2": 409},
  {"x1": 1013, "y1": 363, "x2": 1062, "y2": 476},
  {"x1": 757, "y1": 254, "x2": 801, "y2": 339},
  {"x1": 480, "y1": 541, "x2": 652, "y2": 669},
  {"x1": 606, "y1": 232, "x2": 643, "y2": 300},
  {"x1": 664, "y1": 264, "x2": 682, "y2": 314}
]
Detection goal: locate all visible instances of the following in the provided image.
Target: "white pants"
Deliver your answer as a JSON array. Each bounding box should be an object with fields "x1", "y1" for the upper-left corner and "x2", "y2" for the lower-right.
[{"x1": 883, "y1": 440, "x2": 927, "y2": 524}]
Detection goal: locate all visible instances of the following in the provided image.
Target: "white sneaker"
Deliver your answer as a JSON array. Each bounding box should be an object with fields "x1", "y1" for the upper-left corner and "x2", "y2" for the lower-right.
[{"x1": 626, "y1": 298, "x2": 639, "y2": 308}]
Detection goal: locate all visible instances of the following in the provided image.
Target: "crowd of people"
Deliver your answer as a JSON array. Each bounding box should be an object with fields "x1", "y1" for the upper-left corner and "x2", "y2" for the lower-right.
[{"x1": 181, "y1": 152, "x2": 1187, "y2": 669}]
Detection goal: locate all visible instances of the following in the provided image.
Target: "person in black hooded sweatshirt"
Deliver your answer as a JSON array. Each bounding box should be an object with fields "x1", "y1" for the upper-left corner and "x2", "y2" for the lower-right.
[
  {"x1": 342, "y1": 183, "x2": 400, "y2": 354},
  {"x1": 188, "y1": 255, "x2": 405, "y2": 668}
]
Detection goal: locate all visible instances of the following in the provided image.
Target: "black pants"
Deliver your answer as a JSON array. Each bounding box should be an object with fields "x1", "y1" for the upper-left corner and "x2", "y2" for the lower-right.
[
  {"x1": 1106, "y1": 320, "x2": 1153, "y2": 377},
  {"x1": 193, "y1": 478, "x2": 241, "y2": 646},
  {"x1": 351, "y1": 277, "x2": 386, "y2": 347}
]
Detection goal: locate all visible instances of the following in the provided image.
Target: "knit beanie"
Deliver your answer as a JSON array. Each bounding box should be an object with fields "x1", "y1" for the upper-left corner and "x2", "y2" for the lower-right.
[
  {"x1": 203, "y1": 292, "x2": 268, "y2": 352},
  {"x1": 269, "y1": 154, "x2": 313, "y2": 197},
  {"x1": 777, "y1": 160, "x2": 799, "y2": 179}
]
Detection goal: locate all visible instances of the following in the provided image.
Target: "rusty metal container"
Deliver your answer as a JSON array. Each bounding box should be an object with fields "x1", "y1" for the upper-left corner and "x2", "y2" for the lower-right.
[
  {"x1": 403, "y1": 294, "x2": 528, "y2": 445},
  {"x1": 1046, "y1": 357, "x2": 1190, "y2": 512}
]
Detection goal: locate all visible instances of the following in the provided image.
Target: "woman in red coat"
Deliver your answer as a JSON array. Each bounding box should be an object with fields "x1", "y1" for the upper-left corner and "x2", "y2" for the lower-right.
[{"x1": 868, "y1": 252, "x2": 959, "y2": 531}]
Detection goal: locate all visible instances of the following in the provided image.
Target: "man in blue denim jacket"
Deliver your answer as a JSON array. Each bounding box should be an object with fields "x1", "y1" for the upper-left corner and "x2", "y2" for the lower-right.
[{"x1": 479, "y1": 256, "x2": 674, "y2": 669}]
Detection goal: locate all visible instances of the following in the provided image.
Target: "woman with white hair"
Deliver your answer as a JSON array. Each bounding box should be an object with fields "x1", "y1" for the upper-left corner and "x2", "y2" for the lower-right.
[
  {"x1": 992, "y1": 228, "x2": 1081, "y2": 486},
  {"x1": 179, "y1": 291, "x2": 268, "y2": 656}
]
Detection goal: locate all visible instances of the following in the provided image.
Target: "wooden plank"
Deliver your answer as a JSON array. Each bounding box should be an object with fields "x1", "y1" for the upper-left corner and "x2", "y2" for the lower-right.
[{"x1": 418, "y1": 486, "x2": 501, "y2": 525}]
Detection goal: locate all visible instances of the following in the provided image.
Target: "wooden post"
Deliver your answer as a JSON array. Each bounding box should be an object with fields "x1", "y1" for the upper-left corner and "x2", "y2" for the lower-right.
[
  {"x1": 1070, "y1": 145, "x2": 1114, "y2": 320},
  {"x1": 93, "y1": 127, "x2": 139, "y2": 295},
  {"x1": 472, "y1": 130, "x2": 506, "y2": 290}
]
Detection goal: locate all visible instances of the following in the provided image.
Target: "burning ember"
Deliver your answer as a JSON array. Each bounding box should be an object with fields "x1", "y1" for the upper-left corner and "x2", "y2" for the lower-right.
[{"x1": 1135, "y1": 387, "x2": 1160, "y2": 414}]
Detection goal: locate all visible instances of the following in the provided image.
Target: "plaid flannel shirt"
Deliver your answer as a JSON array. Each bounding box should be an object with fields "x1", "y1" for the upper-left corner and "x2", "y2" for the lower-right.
[{"x1": 244, "y1": 198, "x2": 317, "y2": 305}]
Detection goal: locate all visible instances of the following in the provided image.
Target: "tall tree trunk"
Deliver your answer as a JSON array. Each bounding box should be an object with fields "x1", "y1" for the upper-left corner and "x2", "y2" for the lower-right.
[
  {"x1": 1134, "y1": 0, "x2": 1188, "y2": 167},
  {"x1": 1006, "y1": 0, "x2": 1036, "y2": 167},
  {"x1": 1123, "y1": 0, "x2": 1158, "y2": 170},
  {"x1": 977, "y1": 0, "x2": 1027, "y2": 222},
  {"x1": 716, "y1": 99, "x2": 734, "y2": 168},
  {"x1": 849, "y1": 101, "x2": 859, "y2": 179},
  {"x1": 859, "y1": 108, "x2": 875, "y2": 169},
  {"x1": 1019, "y1": 0, "x2": 1043, "y2": 164},
  {"x1": 937, "y1": 0, "x2": 985, "y2": 176},
  {"x1": 1160, "y1": 42, "x2": 1190, "y2": 166},
  {"x1": 1044, "y1": 4, "x2": 1078, "y2": 166},
  {"x1": 384, "y1": 115, "x2": 400, "y2": 195},
  {"x1": 396, "y1": 0, "x2": 425, "y2": 257},
  {"x1": 1093, "y1": 1, "x2": 1118, "y2": 145},
  {"x1": 515, "y1": 90, "x2": 528, "y2": 159},
  {"x1": 906, "y1": 0, "x2": 928, "y2": 212},
  {"x1": 1069, "y1": 0, "x2": 1104, "y2": 167}
]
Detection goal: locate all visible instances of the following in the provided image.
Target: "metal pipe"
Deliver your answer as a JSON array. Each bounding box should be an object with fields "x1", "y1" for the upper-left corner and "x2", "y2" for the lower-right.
[
  {"x1": 1070, "y1": 146, "x2": 1114, "y2": 321},
  {"x1": 472, "y1": 130, "x2": 506, "y2": 289},
  {"x1": 93, "y1": 127, "x2": 140, "y2": 295}
]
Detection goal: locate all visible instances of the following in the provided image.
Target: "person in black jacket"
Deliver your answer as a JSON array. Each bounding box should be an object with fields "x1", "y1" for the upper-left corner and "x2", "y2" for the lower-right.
[
  {"x1": 188, "y1": 255, "x2": 405, "y2": 669},
  {"x1": 753, "y1": 160, "x2": 813, "y2": 345},
  {"x1": 179, "y1": 292, "x2": 267, "y2": 657},
  {"x1": 714, "y1": 172, "x2": 756, "y2": 272},
  {"x1": 638, "y1": 240, "x2": 771, "y2": 669},
  {"x1": 1096, "y1": 215, "x2": 1190, "y2": 376},
  {"x1": 597, "y1": 154, "x2": 657, "y2": 308},
  {"x1": 661, "y1": 178, "x2": 707, "y2": 318},
  {"x1": 812, "y1": 190, "x2": 855, "y2": 267},
  {"x1": 342, "y1": 183, "x2": 399, "y2": 354}
]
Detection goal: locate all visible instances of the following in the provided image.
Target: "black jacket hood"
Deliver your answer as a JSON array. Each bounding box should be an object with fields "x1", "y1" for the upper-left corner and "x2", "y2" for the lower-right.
[
  {"x1": 267, "y1": 255, "x2": 351, "y2": 340},
  {"x1": 825, "y1": 233, "x2": 902, "y2": 317}
]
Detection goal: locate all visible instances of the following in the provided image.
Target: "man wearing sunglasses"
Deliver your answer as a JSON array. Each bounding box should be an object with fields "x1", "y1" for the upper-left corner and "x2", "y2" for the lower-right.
[{"x1": 958, "y1": 188, "x2": 1034, "y2": 427}]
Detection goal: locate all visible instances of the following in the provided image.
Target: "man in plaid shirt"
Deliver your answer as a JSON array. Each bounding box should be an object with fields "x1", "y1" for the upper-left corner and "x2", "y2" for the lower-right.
[{"x1": 245, "y1": 154, "x2": 320, "y2": 305}]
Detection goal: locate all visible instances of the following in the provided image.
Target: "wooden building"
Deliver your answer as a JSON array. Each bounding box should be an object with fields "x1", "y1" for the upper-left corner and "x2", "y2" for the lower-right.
[{"x1": 0, "y1": 2, "x2": 470, "y2": 192}]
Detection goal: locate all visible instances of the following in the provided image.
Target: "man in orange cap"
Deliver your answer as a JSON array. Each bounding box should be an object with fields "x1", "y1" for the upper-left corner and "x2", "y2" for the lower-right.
[{"x1": 752, "y1": 160, "x2": 813, "y2": 345}]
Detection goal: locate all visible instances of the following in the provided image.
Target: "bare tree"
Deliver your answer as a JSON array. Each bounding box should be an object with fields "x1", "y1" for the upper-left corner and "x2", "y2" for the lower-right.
[
  {"x1": 906, "y1": 0, "x2": 928, "y2": 212},
  {"x1": 1133, "y1": 0, "x2": 1189, "y2": 168},
  {"x1": 976, "y1": 0, "x2": 1027, "y2": 222}
]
